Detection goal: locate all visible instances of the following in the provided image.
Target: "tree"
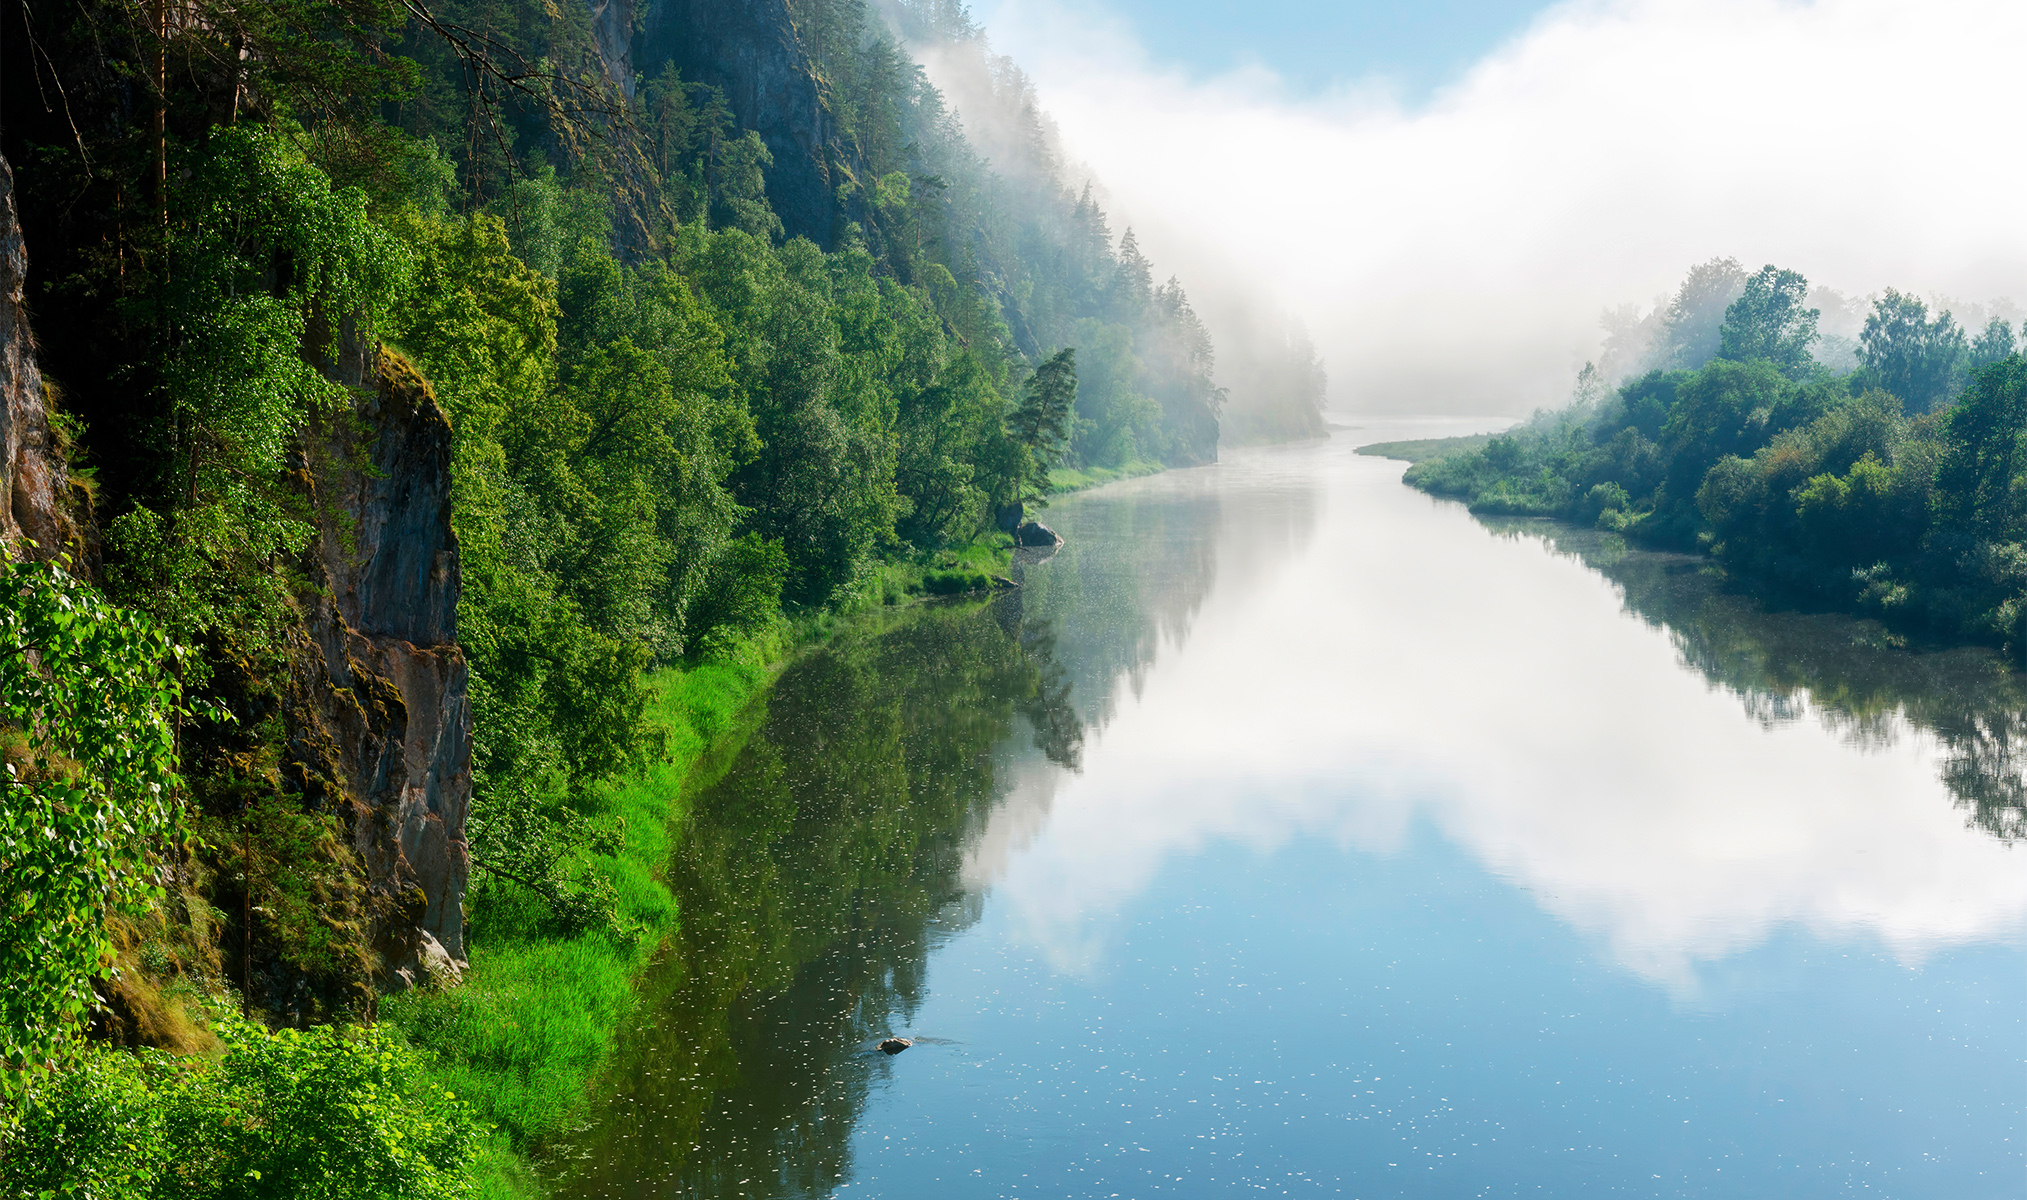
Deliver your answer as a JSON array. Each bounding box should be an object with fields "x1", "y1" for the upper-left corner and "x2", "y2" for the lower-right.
[
  {"x1": 1009, "y1": 348, "x2": 1077, "y2": 505},
  {"x1": 1718, "y1": 265, "x2": 1819, "y2": 377},
  {"x1": 1663, "y1": 257, "x2": 1747, "y2": 369},
  {"x1": 1970, "y1": 316, "x2": 2017, "y2": 369},
  {"x1": 1861, "y1": 289, "x2": 1969, "y2": 413},
  {"x1": 1935, "y1": 356, "x2": 2027, "y2": 538}
]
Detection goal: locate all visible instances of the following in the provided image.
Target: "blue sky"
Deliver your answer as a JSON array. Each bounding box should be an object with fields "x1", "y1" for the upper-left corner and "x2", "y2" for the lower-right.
[{"x1": 974, "y1": 0, "x2": 1559, "y2": 95}]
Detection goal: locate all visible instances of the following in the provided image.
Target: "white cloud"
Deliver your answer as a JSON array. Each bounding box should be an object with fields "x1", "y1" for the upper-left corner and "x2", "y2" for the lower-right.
[{"x1": 955, "y1": 0, "x2": 2027, "y2": 413}]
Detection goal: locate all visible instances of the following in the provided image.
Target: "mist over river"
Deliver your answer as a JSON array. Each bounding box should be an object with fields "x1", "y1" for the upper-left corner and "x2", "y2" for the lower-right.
[{"x1": 554, "y1": 423, "x2": 2026, "y2": 1199}]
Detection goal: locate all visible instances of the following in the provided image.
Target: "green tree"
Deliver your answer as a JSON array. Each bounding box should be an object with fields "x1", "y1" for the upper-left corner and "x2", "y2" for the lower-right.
[
  {"x1": 1663, "y1": 257, "x2": 1747, "y2": 369},
  {"x1": 1010, "y1": 348, "x2": 1077, "y2": 505},
  {"x1": 1862, "y1": 289, "x2": 1969, "y2": 413},
  {"x1": 1718, "y1": 265, "x2": 1819, "y2": 377},
  {"x1": 1969, "y1": 316, "x2": 2017, "y2": 369},
  {"x1": 1935, "y1": 356, "x2": 2027, "y2": 538}
]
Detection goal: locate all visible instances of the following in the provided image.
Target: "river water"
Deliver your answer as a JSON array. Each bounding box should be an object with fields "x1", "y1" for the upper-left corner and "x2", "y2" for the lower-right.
[{"x1": 555, "y1": 423, "x2": 2026, "y2": 1199}]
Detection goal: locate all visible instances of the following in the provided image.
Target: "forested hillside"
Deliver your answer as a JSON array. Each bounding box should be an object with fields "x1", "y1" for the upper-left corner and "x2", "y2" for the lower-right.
[
  {"x1": 1399, "y1": 259, "x2": 2027, "y2": 656},
  {"x1": 0, "y1": 0, "x2": 1324, "y2": 1194}
]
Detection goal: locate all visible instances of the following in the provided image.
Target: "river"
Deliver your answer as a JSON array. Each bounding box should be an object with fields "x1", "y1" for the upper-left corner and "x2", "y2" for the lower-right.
[{"x1": 554, "y1": 422, "x2": 2026, "y2": 1199}]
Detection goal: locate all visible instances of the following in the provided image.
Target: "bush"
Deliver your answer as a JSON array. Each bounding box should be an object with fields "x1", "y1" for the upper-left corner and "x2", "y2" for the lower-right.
[{"x1": 0, "y1": 1017, "x2": 480, "y2": 1200}]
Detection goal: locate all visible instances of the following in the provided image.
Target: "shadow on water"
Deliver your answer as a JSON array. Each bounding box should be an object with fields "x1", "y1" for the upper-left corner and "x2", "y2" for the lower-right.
[
  {"x1": 550, "y1": 461, "x2": 1321, "y2": 1198},
  {"x1": 1482, "y1": 516, "x2": 2027, "y2": 843}
]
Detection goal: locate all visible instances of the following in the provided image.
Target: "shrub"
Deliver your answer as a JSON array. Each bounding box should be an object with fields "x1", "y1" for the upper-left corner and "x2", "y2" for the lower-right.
[{"x1": 0, "y1": 1017, "x2": 480, "y2": 1200}]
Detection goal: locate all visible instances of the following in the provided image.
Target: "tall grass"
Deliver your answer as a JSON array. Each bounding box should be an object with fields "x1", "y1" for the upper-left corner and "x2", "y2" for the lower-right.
[{"x1": 381, "y1": 659, "x2": 772, "y2": 1199}]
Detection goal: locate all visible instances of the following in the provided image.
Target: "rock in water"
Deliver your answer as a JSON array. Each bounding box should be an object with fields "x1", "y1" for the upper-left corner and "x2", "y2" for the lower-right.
[
  {"x1": 878, "y1": 1037, "x2": 913, "y2": 1055},
  {"x1": 1016, "y1": 521, "x2": 1063, "y2": 547}
]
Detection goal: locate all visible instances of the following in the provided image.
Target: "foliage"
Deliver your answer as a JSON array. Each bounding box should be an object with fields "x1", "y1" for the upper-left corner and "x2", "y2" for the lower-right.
[
  {"x1": 1861, "y1": 289, "x2": 1970, "y2": 414},
  {"x1": 1402, "y1": 257, "x2": 2027, "y2": 655},
  {"x1": 0, "y1": 1017, "x2": 480, "y2": 1200},
  {"x1": 1718, "y1": 265, "x2": 1819, "y2": 378},
  {"x1": 1010, "y1": 349, "x2": 1079, "y2": 505},
  {"x1": 0, "y1": 559, "x2": 180, "y2": 1094},
  {"x1": 381, "y1": 660, "x2": 766, "y2": 1187},
  {"x1": 104, "y1": 125, "x2": 407, "y2": 679}
]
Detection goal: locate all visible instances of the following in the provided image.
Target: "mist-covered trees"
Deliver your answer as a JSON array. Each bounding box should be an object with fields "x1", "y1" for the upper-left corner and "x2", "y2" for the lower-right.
[
  {"x1": 1718, "y1": 266, "x2": 1819, "y2": 377},
  {"x1": 1861, "y1": 290, "x2": 1970, "y2": 414}
]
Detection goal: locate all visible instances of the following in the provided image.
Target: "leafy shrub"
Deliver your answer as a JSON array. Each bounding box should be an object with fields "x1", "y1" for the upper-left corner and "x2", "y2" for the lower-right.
[
  {"x1": 0, "y1": 1017, "x2": 480, "y2": 1200},
  {"x1": 0, "y1": 559, "x2": 181, "y2": 1096}
]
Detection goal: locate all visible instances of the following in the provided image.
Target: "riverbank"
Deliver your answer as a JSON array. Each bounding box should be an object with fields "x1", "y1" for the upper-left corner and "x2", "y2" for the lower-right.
[
  {"x1": 1048, "y1": 458, "x2": 1167, "y2": 494},
  {"x1": 383, "y1": 533, "x2": 1022, "y2": 1198},
  {"x1": 1361, "y1": 428, "x2": 2027, "y2": 662},
  {"x1": 381, "y1": 657, "x2": 778, "y2": 1197}
]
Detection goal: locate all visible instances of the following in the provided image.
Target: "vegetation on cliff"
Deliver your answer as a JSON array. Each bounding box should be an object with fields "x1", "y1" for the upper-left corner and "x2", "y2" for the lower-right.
[{"x1": 1395, "y1": 260, "x2": 2027, "y2": 654}]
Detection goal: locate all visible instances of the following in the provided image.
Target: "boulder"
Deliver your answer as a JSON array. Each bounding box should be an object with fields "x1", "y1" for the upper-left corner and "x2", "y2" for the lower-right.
[{"x1": 1016, "y1": 521, "x2": 1063, "y2": 548}]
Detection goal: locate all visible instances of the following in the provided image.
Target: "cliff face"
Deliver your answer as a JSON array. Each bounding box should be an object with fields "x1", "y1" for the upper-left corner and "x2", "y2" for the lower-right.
[
  {"x1": 0, "y1": 154, "x2": 81, "y2": 564},
  {"x1": 633, "y1": 0, "x2": 856, "y2": 246},
  {"x1": 290, "y1": 345, "x2": 471, "y2": 989}
]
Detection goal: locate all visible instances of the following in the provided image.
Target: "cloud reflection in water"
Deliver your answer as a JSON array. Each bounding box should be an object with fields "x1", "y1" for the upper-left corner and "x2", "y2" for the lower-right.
[{"x1": 971, "y1": 440, "x2": 2027, "y2": 991}]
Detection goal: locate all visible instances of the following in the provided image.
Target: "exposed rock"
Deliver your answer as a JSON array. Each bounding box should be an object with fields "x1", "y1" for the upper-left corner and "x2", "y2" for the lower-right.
[
  {"x1": 0, "y1": 152, "x2": 81, "y2": 564},
  {"x1": 878, "y1": 1037, "x2": 912, "y2": 1054},
  {"x1": 289, "y1": 346, "x2": 471, "y2": 989},
  {"x1": 635, "y1": 0, "x2": 867, "y2": 246},
  {"x1": 587, "y1": 0, "x2": 634, "y2": 95},
  {"x1": 1016, "y1": 521, "x2": 1063, "y2": 548}
]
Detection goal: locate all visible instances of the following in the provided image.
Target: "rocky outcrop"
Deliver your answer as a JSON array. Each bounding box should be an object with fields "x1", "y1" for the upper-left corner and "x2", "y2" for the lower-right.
[
  {"x1": 634, "y1": 0, "x2": 859, "y2": 246},
  {"x1": 0, "y1": 152, "x2": 81, "y2": 563},
  {"x1": 1016, "y1": 521, "x2": 1063, "y2": 548},
  {"x1": 289, "y1": 346, "x2": 470, "y2": 989},
  {"x1": 587, "y1": 0, "x2": 634, "y2": 95}
]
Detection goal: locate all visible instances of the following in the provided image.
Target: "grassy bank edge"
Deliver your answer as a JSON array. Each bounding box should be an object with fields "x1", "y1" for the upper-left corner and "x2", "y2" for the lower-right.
[
  {"x1": 1354, "y1": 434, "x2": 1495, "y2": 464},
  {"x1": 1047, "y1": 458, "x2": 1165, "y2": 494},
  {"x1": 381, "y1": 537, "x2": 1024, "y2": 1198},
  {"x1": 381, "y1": 653, "x2": 782, "y2": 1198}
]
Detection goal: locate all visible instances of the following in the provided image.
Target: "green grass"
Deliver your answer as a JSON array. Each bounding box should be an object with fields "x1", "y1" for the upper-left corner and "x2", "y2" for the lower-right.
[
  {"x1": 873, "y1": 534, "x2": 1015, "y2": 605},
  {"x1": 1047, "y1": 458, "x2": 1165, "y2": 494},
  {"x1": 381, "y1": 657, "x2": 776, "y2": 1199},
  {"x1": 1355, "y1": 433, "x2": 1496, "y2": 464}
]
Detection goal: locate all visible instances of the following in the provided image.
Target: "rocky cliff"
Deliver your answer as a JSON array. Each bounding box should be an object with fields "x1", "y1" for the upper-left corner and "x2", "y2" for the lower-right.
[
  {"x1": 291, "y1": 343, "x2": 471, "y2": 989},
  {"x1": 631, "y1": 0, "x2": 861, "y2": 246},
  {"x1": 0, "y1": 153, "x2": 81, "y2": 565}
]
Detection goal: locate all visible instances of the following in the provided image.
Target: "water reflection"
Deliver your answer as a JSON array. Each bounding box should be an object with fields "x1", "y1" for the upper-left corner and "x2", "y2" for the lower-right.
[
  {"x1": 554, "y1": 606, "x2": 1051, "y2": 1198},
  {"x1": 555, "y1": 462, "x2": 1322, "y2": 1198},
  {"x1": 1485, "y1": 517, "x2": 2027, "y2": 843},
  {"x1": 555, "y1": 439, "x2": 2025, "y2": 1199}
]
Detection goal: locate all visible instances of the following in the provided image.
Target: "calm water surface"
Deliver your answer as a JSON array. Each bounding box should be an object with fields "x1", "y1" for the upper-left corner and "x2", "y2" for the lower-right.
[{"x1": 556, "y1": 422, "x2": 2026, "y2": 1199}]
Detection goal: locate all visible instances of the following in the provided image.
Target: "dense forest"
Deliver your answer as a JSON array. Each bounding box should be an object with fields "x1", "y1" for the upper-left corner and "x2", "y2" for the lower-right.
[
  {"x1": 1402, "y1": 257, "x2": 2027, "y2": 658},
  {"x1": 0, "y1": 0, "x2": 1324, "y2": 1194}
]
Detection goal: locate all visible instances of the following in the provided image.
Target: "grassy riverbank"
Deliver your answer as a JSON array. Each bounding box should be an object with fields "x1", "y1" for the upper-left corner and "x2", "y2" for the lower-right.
[
  {"x1": 382, "y1": 535, "x2": 1020, "y2": 1198},
  {"x1": 1356, "y1": 433, "x2": 1495, "y2": 464},
  {"x1": 382, "y1": 656, "x2": 780, "y2": 1198},
  {"x1": 1049, "y1": 458, "x2": 1167, "y2": 494}
]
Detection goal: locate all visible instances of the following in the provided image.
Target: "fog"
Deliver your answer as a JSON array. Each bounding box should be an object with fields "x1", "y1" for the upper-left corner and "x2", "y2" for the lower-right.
[{"x1": 952, "y1": 0, "x2": 2027, "y2": 416}]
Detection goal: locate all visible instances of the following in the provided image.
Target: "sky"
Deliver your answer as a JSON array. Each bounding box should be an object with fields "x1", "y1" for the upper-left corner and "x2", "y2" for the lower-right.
[
  {"x1": 971, "y1": 0, "x2": 1557, "y2": 98},
  {"x1": 937, "y1": 0, "x2": 2027, "y2": 416}
]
